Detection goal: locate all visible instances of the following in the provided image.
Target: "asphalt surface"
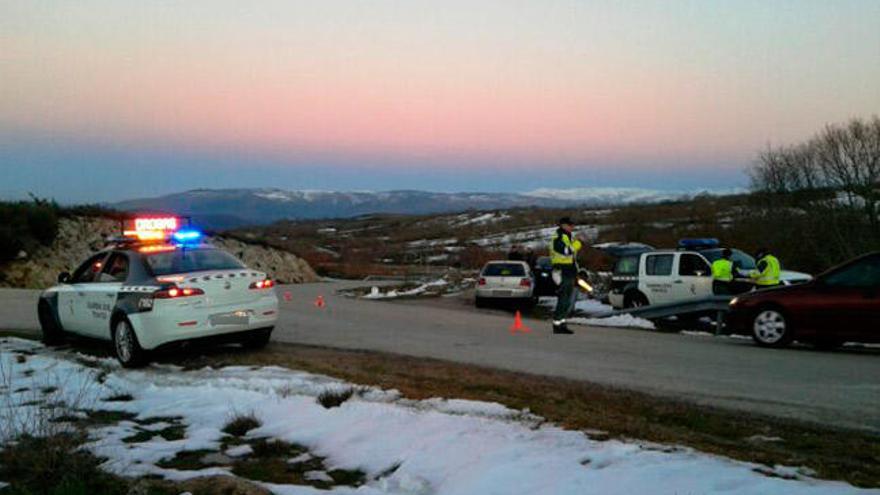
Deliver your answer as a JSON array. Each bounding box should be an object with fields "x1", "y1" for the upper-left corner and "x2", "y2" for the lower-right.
[{"x1": 3, "y1": 283, "x2": 879, "y2": 432}]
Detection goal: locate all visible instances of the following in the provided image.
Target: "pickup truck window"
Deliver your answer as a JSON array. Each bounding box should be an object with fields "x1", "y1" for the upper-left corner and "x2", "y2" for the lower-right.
[
  {"x1": 679, "y1": 253, "x2": 710, "y2": 276},
  {"x1": 645, "y1": 254, "x2": 673, "y2": 276}
]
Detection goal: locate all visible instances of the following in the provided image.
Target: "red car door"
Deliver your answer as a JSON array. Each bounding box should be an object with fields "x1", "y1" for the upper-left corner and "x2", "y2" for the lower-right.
[{"x1": 809, "y1": 254, "x2": 880, "y2": 342}]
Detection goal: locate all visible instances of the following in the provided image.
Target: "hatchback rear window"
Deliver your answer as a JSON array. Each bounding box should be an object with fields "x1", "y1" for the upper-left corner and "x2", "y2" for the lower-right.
[
  {"x1": 483, "y1": 263, "x2": 526, "y2": 277},
  {"x1": 143, "y1": 248, "x2": 245, "y2": 276}
]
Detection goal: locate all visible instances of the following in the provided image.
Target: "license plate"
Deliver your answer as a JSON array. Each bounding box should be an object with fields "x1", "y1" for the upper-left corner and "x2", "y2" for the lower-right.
[
  {"x1": 209, "y1": 311, "x2": 251, "y2": 326},
  {"x1": 493, "y1": 290, "x2": 512, "y2": 297}
]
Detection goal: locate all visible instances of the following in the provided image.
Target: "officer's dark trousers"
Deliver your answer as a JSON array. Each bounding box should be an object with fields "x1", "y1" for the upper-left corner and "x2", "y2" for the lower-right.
[
  {"x1": 553, "y1": 271, "x2": 578, "y2": 322},
  {"x1": 713, "y1": 280, "x2": 732, "y2": 295}
]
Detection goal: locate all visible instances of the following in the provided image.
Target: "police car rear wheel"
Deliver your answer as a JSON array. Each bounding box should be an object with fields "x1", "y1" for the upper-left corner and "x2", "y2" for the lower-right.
[
  {"x1": 113, "y1": 317, "x2": 148, "y2": 368},
  {"x1": 38, "y1": 300, "x2": 65, "y2": 346},
  {"x1": 241, "y1": 327, "x2": 273, "y2": 350},
  {"x1": 751, "y1": 308, "x2": 792, "y2": 348}
]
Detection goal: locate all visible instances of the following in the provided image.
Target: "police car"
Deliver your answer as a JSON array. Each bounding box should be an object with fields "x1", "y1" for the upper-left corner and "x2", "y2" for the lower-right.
[{"x1": 37, "y1": 217, "x2": 279, "y2": 367}]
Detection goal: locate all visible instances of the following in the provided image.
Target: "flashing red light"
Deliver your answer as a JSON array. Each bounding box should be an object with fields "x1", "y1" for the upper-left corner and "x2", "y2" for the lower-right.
[
  {"x1": 135, "y1": 217, "x2": 178, "y2": 231},
  {"x1": 124, "y1": 217, "x2": 180, "y2": 242},
  {"x1": 154, "y1": 286, "x2": 204, "y2": 299},
  {"x1": 249, "y1": 279, "x2": 275, "y2": 290}
]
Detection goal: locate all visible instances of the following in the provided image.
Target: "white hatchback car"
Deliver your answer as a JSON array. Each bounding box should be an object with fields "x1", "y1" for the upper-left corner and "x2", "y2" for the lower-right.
[
  {"x1": 38, "y1": 224, "x2": 278, "y2": 367},
  {"x1": 475, "y1": 261, "x2": 535, "y2": 307}
]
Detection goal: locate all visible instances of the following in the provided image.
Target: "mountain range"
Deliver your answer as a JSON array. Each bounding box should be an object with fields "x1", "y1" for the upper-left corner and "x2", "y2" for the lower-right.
[{"x1": 112, "y1": 187, "x2": 732, "y2": 229}]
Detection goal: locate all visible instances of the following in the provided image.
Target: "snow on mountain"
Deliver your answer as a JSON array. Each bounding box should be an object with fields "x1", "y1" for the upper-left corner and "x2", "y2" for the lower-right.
[
  {"x1": 525, "y1": 187, "x2": 745, "y2": 204},
  {"x1": 112, "y1": 186, "x2": 739, "y2": 229}
]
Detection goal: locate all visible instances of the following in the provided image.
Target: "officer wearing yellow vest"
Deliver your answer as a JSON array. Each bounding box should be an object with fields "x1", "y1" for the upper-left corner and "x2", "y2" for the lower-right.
[
  {"x1": 711, "y1": 248, "x2": 735, "y2": 295},
  {"x1": 750, "y1": 247, "x2": 781, "y2": 287},
  {"x1": 549, "y1": 217, "x2": 583, "y2": 334}
]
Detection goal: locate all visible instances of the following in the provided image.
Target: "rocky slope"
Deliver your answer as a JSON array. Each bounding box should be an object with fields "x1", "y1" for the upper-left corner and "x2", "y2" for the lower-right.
[{"x1": 0, "y1": 216, "x2": 318, "y2": 289}]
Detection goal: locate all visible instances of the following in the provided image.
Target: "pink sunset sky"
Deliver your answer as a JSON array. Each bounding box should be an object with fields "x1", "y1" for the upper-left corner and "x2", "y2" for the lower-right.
[{"x1": 2, "y1": 0, "x2": 879, "y2": 202}]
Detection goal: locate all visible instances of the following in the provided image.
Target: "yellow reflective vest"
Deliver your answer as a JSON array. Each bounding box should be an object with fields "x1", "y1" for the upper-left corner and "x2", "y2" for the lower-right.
[
  {"x1": 751, "y1": 254, "x2": 781, "y2": 286},
  {"x1": 712, "y1": 258, "x2": 734, "y2": 282},
  {"x1": 549, "y1": 230, "x2": 582, "y2": 267}
]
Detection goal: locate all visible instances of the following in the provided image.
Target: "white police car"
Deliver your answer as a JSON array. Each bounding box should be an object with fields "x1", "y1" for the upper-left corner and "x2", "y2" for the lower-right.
[{"x1": 37, "y1": 217, "x2": 279, "y2": 367}]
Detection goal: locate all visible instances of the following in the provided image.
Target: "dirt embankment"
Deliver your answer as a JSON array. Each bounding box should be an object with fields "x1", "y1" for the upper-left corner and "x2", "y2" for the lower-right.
[{"x1": 0, "y1": 216, "x2": 319, "y2": 288}]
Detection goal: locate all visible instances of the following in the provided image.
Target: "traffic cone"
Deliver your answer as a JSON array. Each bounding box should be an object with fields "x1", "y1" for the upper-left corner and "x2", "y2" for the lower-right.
[
  {"x1": 314, "y1": 295, "x2": 326, "y2": 309},
  {"x1": 283, "y1": 291, "x2": 292, "y2": 302},
  {"x1": 509, "y1": 310, "x2": 531, "y2": 334}
]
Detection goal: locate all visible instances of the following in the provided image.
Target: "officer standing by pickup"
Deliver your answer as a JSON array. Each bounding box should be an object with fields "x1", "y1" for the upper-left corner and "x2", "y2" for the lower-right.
[
  {"x1": 711, "y1": 248, "x2": 734, "y2": 295},
  {"x1": 549, "y1": 217, "x2": 583, "y2": 335},
  {"x1": 750, "y1": 247, "x2": 781, "y2": 287}
]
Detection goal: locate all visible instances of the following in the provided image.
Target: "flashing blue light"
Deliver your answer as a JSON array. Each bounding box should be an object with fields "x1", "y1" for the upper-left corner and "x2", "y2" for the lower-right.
[
  {"x1": 678, "y1": 238, "x2": 719, "y2": 250},
  {"x1": 172, "y1": 229, "x2": 202, "y2": 243}
]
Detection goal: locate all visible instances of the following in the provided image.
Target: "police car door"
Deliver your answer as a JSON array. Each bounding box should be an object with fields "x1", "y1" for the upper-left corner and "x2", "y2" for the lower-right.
[
  {"x1": 80, "y1": 252, "x2": 129, "y2": 339},
  {"x1": 672, "y1": 253, "x2": 713, "y2": 302},
  {"x1": 59, "y1": 252, "x2": 109, "y2": 333},
  {"x1": 641, "y1": 253, "x2": 675, "y2": 305}
]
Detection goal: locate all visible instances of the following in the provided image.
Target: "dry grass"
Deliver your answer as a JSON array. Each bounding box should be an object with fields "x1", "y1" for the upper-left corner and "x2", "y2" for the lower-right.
[{"x1": 168, "y1": 342, "x2": 880, "y2": 488}]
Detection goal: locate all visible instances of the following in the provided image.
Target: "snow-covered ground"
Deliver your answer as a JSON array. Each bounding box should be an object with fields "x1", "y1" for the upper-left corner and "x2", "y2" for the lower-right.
[
  {"x1": 0, "y1": 337, "x2": 872, "y2": 494},
  {"x1": 539, "y1": 297, "x2": 656, "y2": 330},
  {"x1": 362, "y1": 279, "x2": 450, "y2": 299}
]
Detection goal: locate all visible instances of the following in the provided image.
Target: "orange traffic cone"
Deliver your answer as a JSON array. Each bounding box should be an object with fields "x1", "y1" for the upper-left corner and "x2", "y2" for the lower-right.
[
  {"x1": 314, "y1": 295, "x2": 326, "y2": 308},
  {"x1": 509, "y1": 310, "x2": 531, "y2": 334}
]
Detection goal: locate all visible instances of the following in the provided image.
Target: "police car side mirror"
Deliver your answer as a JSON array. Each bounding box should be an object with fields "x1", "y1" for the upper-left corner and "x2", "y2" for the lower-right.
[{"x1": 57, "y1": 272, "x2": 71, "y2": 284}]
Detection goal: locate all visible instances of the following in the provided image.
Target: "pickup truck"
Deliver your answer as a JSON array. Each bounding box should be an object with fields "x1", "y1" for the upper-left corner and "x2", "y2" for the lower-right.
[{"x1": 607, "y1": 247, "x2": 812, "y2": 309}]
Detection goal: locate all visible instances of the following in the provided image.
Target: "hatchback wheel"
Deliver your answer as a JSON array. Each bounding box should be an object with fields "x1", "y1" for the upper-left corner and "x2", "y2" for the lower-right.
[
  {"x1": 113, "y1": 317, "x2": 148, "y2": 368},
  {"x1": 751, "y1": 308, "x2": 793, "y2": 348}
]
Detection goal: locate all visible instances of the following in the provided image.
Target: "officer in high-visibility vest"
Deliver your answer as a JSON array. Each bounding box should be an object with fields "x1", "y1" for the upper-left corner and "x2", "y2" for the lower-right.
[
  {"x1": 549, "y1": 217, "x2": 583, "y2": 334},
  {"x1": 750, "y1": 247, "x2": 781, "y2": 287},
  {"x1": 711, "y1": 248, "x2": 734, "y2": 295}
]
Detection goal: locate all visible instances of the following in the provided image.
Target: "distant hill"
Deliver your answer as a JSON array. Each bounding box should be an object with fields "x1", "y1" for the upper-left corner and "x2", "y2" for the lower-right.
[{"x1": 112, "y1": 187, "x2": 721, "y2": 229}]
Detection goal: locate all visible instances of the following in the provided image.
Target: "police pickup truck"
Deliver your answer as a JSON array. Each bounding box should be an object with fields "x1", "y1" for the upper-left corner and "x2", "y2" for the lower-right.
[
  {"x1": 605, "y1": 239, "x2": 811, "y2": 309},
  {"x1": 37, "y1": 217, "x2": 279, "y2": 367}
]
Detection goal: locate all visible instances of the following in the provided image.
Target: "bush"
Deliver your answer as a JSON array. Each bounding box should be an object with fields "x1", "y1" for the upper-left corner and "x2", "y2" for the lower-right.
[
  {"x1": 317, "y1": 387, "x2": 355, "y2": 409},
  {"x1": 222, "y1": 412, "x2": 262, "y2": 437},
  {"x1": 0, "y1": 198, "x2": 60, "y2": 262}
]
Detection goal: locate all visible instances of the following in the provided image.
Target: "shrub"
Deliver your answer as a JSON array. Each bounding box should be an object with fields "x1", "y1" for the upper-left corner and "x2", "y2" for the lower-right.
[
  {"x1": 316, "y1": 387, "x2": 355, "y2": 409},
  {"x1": 222, "y1": 411, "x2": 262, "y2": 437}
]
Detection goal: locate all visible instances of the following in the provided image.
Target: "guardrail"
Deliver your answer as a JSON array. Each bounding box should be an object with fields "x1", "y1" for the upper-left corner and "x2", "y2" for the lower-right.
[{"x1": 582, "y1": 296, "x2": 734, "y2": 334}]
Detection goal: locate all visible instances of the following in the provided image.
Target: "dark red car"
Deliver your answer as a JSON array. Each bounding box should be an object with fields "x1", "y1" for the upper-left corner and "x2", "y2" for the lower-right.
[{"x1": 727, "y1": 252, "x2": 880, "y2": 348}]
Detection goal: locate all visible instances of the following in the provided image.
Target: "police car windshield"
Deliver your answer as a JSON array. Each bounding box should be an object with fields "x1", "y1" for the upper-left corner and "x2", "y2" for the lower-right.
[{"x1": 143, "y1": 247, "x2": 245, "y2": 276}]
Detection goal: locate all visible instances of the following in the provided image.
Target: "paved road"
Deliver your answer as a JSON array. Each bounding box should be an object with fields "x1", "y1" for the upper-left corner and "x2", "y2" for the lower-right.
[{"x1": 3, "y1": 283, "x2": 879, "y2": 432}]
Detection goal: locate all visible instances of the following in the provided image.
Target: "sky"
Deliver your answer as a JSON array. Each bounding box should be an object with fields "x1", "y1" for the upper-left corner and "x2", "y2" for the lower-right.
[{"x1": 2, "y1": 0, "x2": 879, "y2": 203}]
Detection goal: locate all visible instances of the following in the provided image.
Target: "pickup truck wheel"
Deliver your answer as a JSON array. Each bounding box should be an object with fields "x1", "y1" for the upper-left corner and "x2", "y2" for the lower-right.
[
  {"x1": 113, "y1": 317, "x2": 149, "y2": 368},
  {"x1": 38, "y1": 300, "x2": 65, "y2": 346},
  {"x1": 624, "y1": 292, "x2": 648, "y2": 309},
  {"x1": 751, "y1": 308, "x2": 793, "y2": 348}
]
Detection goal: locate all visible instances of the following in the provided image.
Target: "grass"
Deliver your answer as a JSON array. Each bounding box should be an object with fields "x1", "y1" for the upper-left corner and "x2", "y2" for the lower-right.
[
  {"x1": 222, "y1": 412, "x2": 262, "y2": 437},
  {"x1": 165, "y1": 342, "x2": 880, "y2": 488},
  {"x1": 0, "y1": 433, "x2": 128, "y2": 495}
]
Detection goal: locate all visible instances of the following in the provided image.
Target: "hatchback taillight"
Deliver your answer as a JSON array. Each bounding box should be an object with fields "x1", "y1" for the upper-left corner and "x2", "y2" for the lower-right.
[
  {"x1": 478, "y1": 277, "x2": 487, "y2": 286},
  {"x1": 520, "y1": 278, "x2": 532, "y2": 287},
  {"x1": 154, "y1": 286, "x2": 204, "y2": 299},
  {"x1": 249, "y1": 279, "x2": 275, "y2": 289}
]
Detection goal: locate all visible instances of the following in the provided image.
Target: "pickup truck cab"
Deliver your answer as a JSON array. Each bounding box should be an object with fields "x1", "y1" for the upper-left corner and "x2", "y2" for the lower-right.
[
  {"x1": 609, "y1": 250, "x2": 714, "y2": 308},
  {"x1": 608, "y1": 243, "x2": 812, "y2": 309}
]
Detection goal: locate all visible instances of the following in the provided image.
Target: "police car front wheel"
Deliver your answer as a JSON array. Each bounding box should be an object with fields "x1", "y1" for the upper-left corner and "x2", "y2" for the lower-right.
[{"x1": 113, "y1": 317, "x2": 148, "y2": 368}]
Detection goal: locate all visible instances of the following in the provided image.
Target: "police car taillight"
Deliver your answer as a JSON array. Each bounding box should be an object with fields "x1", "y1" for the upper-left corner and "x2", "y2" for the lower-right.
[
  {"x1": 519, "y1": 278, "x2": 531, "y2": 287},
  {"x1": 153, "y1": 286, "x2": 205, "y2": 299},
  {"x1": 249, "y1": 279, "x2": 275, "y2": 289}
]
